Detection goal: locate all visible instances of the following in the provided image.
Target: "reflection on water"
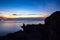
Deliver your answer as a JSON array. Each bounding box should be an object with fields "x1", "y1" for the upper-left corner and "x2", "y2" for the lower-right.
[
  {"x1": 0, "y1": 21, "x2": 23, "y2": 36},
  {"x1": 0, "y1": 20, "x2": 44, "y2": 36}
]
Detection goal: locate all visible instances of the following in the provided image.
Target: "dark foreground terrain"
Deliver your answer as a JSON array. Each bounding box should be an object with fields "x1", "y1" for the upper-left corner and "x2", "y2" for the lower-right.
[{"x1": 0, "y1": 11, "x2": 60, "y2": 40}]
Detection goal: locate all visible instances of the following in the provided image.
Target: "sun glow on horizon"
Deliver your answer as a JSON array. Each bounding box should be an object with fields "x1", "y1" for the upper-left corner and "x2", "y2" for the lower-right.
[
  {"x1": 2, "y1": 14, "x2": 48, "y2": 18},
  {"x1": 0, "y1": 10, "x2": 49, "y2": 18}
]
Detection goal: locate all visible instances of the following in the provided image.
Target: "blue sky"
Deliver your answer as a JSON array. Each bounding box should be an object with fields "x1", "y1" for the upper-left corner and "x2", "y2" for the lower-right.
[{"x1": 0, "y1": 0, "x2": 60, "y2": 16}]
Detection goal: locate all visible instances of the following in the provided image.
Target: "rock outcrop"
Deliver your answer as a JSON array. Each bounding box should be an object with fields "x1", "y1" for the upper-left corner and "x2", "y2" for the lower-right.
[{"x1": 45, "y1": 11, "x2": 60, "y2": 40}]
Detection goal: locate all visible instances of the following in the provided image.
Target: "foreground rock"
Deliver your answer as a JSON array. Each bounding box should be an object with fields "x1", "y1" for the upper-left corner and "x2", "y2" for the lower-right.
[{"x1": 45, "y1": 11, "x2": 60, "y2": 40}]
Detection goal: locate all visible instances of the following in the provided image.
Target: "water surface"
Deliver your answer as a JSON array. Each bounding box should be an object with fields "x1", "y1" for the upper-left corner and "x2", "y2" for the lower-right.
[{"x1": 0, "y1": 18, "x2": 45, "y2": 36}]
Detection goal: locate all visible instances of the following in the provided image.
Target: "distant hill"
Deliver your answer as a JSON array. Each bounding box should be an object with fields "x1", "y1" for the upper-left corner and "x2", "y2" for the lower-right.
[
  {"x1": 0, "y1": 17, "x2": 45, "y2": 21},
  {"x1": 6, "y1": 17, "x2": 45, "y2": 21}
]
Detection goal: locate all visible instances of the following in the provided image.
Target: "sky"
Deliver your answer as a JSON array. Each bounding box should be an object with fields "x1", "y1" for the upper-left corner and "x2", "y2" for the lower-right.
[{"x1": 0, "y1": 0, "x2": 60, "y2": 18}]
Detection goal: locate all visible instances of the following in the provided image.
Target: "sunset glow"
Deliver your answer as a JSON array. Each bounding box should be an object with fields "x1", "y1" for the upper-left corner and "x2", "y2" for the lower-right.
[
  {"x1": 0, "y1": 0, "x2": 60, "y2": 18},
  {"x1": 3, "y1": 14, "x2": 47, "y2": 18}
]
